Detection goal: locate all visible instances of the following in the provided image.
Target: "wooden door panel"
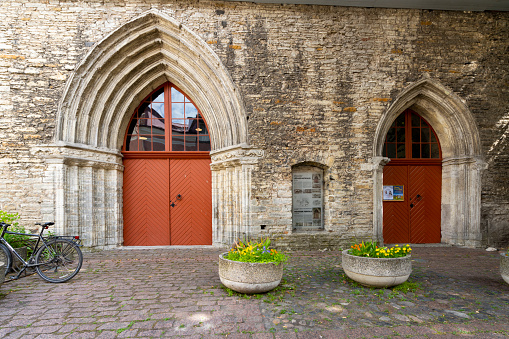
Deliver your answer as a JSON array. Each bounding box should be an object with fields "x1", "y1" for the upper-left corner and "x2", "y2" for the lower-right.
[
  {"x1": 170, "y1": 158, "x2": 212, "y2": 245},
  {"x1": 383, "y1": 166, "x2": 409, "y2": 243},
  {"x1": 123, "y1": 159, "x2": 170, "y2": 246},
  {"x1": 409, "y1": 165, "x2": 441, "y2": 243}
]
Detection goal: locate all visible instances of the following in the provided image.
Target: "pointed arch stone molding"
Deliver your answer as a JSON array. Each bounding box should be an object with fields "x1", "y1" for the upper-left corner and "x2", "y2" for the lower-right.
[
  {"x1": 35, "y1": 10, "x2": 255, "y2": 248},
  {"x1": 373, "y1": 77, "x2": 487, "y2": 247},
  {"x1": 56, "y1": 9, "x2": 248, "y2": 150}
]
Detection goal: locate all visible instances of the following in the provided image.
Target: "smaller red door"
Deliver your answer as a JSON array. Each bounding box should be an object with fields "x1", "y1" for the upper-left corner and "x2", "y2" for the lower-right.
[{"x1": 382, "y1": 109, "x2": 442, "y2": 244}]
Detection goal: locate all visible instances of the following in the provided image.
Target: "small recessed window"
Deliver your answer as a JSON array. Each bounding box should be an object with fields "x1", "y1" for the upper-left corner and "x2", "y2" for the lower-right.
[{"x1": 292, "y1": 165, "x2": 324, "y2": 232}]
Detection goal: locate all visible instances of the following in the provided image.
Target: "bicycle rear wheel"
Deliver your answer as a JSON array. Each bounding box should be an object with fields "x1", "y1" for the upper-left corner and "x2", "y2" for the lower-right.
[
  {"x1": 0, "y1": 243, "x2": 12, "y2": 277},
  {"x1": 35, "y1": 239, "x2": 83, "y2": 283}
]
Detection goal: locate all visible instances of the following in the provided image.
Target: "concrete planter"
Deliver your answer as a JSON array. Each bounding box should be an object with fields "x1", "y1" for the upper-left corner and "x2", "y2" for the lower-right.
[
  {"x1": 501, "y1": 252, "x2": 509, "y2": 285},
  {"x1": 341, "y1": 249, "x2": 412, "y2": 288},
  {"x1": 218, "y1": 253, "x2": 284, "y2": 294}
]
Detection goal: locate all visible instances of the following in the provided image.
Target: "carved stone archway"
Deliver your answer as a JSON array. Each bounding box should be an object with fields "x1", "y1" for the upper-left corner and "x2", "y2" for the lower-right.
[
  {"x1": 35, "y1": 10, "x2": 261, "y2": 248},
  {"x1": 373, "y1": 77, "x2": 486, "y2": 247}
]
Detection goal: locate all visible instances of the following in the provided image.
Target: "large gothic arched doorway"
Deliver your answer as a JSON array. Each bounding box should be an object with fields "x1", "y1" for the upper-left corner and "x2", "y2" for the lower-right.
[
  {"x1": 122, "y1": 83, "x2": 212, "y2": 246},
  {"x1": 382, "y1": 109, "x2": 442, "y2": 243}
]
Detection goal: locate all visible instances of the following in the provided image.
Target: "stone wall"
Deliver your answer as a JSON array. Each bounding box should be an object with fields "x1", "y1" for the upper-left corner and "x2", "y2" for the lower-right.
[{"x1": 0, "y1": 1, "x2": 507, "y2": 248}]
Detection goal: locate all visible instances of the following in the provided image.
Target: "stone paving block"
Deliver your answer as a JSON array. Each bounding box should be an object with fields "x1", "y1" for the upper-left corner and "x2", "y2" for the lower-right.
[
  {"x1": 94, "y1": 330, "x2": 118, "y2": 339},
  {"x1": 96, "y1": 321, "x2": 132, "y2": 331},
  {"x1": 33, "y1": 334, "x2": 67, "y2": 339},
  {"x1": 115, "y1": 329, "x2": 139, "y2": 338},
  {"x1": 137, "y1": 329, "x2": 165, "y2": 337}
]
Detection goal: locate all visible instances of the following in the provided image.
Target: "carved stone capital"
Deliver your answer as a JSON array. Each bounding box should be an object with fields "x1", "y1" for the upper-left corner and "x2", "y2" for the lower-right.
[
  {"x1": 210, "y1": 144, "x2": 264, "y2": 170},
  {"x1": 32, "y1": 143, "x2": 123, "y2": 171}
]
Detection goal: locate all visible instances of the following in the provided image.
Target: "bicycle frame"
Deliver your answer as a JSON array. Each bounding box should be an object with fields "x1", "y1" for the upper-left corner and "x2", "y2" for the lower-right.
[{"x1": 0, "y1": 225, "x2": 55, "y2": 279}]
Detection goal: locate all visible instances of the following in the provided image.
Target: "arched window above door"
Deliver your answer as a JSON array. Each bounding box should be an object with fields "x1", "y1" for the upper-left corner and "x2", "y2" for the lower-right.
[
  {"x1": 383, "y1": 109, "x2": 441, "y2": 160},
  {"x1": 123, "y1": 83, "x2": 211, "y2": 152}
]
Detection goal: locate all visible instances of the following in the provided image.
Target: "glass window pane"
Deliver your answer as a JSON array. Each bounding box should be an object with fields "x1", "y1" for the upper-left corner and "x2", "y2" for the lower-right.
[
  {"x1": 387, "y1": 143, "x2": 396, "y2": 158},
  {"x1": 412, "y1": 144, "x2": 420, "y2": 158},
  {"x1": 199, "y1": 135, "x2": 211, "y2": 151},
  {"x1": 152, "y1": 135, "x2": 165, "y2": 151},
  {"x1": 431, "y1": 144, "x2": 440, "y2": 158},
  {"x1": 185, "y1": 136, "x2": 198, "y2": 151},
  {"x1": 397, "y1": 144, "x2": 405, "y2": 158},
  {"x1": 172, "y1": 119, "x2": 186, "y2": 135},
  {"x1": 172, "y1": 136, "x2": 185, "y2": 151},
  {"x1": 430, "y1": 131, "x2": 437, "y2": 143},
  {"x1": 411, "y1": 113, "x2": 420, "y2": 127},
  {"x1": 421, "y1": 128, "x2": 430, "y2": 142},
  {"x1": 152, "y1": 102, "x2": 164, "y2": 118},
  {"x1": 185, "y1": 103, "x2": 198, "y2": 119},
  {"x1": 383, "y1": 143, "x2": 387, "y2": 157},
  {"x1": 386, "y1": 128, "x2": 396, "y2": 142},
  {"x1": 171, "y1": 88, "x2": 185, "y2": 102},
  {"x1": 152, "y1": 88, "x2": 164, "y2": 102},
  {"x1": 395, "y1": 114, "x2": 405, "y2": 127},
  {"x1": 396, "y1": 128, "x2": 405, "y2": 142},
  {"x1": 412, "y1": 128, "x2": 420, "y2": 142},
  {"x1": 152, "y1": 119, "x2": 165, "y2": 135},
  {"x1": 138, "y1": 125, "x2": 151, "y2": 135},
  {"x1": 126, "y1": 136, "x2": 138, "y2": 151},
  {"x1": 421, "y1": 144, "x2": 430, "y2": 158},
  {"x1": 172, "y1": 103, "x2": 185, "y2": 120},
  {"x1": 140, "y1": 137, "x2": 151, "y2": 151},
  {"x1": 197, "y1": 120, "x2": 208, "y2": 134},
  {"x1": 187, "y1": 119, "x2": 199, "y2": 134},
  {"x1": 127, "y1": 119, "x2": 138, "y2": 136},
  {"x1": 138, "y1": 103, "x2": 150, "y2": 119},
  {"x1": 185, "y1": 96, "x2": 191, "y2": 103}
]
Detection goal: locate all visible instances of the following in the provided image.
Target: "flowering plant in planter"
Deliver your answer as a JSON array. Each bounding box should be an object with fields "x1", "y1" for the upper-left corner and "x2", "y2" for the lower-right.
[
  {"x1": 349, "y1": 241, "x2": 412, "y2": 258},
  {"x1": 226, "y1": 238, "x2": 288, "y2": 264},
  {"x1": 342, "y1": 241, "x2": 413, "y2": 288}
]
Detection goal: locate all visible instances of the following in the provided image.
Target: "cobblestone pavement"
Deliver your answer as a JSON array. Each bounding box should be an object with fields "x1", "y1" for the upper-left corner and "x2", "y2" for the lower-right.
[{"x1": 0, "y1": 246, "x2": 508, "y2": 338}]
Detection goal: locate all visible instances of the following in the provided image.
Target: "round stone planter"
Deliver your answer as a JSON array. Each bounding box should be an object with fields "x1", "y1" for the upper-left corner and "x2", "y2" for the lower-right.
[
  {"x1": 341, "y1": 249, "x2": 412, "y2": 288},
  {"x1": 218, "y1": 253, "x2": 284, "y2": 294},
  {"x1": 501, "y1": 252, "x2": 509, "y2": 285}
]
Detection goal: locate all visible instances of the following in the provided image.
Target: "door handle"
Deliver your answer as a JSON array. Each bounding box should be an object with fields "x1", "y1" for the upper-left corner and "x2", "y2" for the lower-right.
[
  {"x1": 170, "y1": 194, "x2": 182, "y2": 208},
  {"x1": 410, "y1": 203, "x2": 414, "y2": 208}
]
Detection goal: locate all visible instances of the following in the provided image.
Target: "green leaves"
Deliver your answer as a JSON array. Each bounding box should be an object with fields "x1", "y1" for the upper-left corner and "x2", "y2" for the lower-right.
[
  {"x1": 0, "y1": 211, "x2": 31, "y2": 248},
  {"x1": 226, "y1": 237, "x2": 288, "y2": 264}
]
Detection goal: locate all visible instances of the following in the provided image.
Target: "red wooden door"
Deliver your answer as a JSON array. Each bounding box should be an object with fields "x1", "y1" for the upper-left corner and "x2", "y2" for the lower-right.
[
  {"x1": 382, "y1": 165, "x2": 409, "y2": 243},
  {"x1": 122, "y1": 83, "x2": 212, "y2": 246},
  {"x1": 123, "y1": 159, "x2": 170, "y2": 246},
  {"x1": 382, "y1": 109, "x2": 442, "y2": 244},
  {"x1": 383, "y1": 164, "x2": 441, "y2": 243},
  {"x1": 408, "y1": 165, "x2": 441, "y2": 243},
  {"x1": 170, "y1": 159, "x2": 212, "y2": 245}
]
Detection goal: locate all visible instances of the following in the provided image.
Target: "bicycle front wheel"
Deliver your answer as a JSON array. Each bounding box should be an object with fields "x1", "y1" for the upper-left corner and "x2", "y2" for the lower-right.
[
  {"x1": 0, "y1": 243, "x2": 12, "y2": 277},
  {"x1": 35, "y1": 239, "x2": 83, "y2": 283}
]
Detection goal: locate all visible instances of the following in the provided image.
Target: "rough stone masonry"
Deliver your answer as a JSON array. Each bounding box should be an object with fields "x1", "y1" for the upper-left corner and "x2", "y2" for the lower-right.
[{"x1": 0, "y1": 0, "x2": 507, "y2": 249}]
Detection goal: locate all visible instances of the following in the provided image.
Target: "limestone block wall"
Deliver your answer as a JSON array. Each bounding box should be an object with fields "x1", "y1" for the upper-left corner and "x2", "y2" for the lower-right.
[{"x1": 0, "y1": 1, "x2": 507, "y2": 248}]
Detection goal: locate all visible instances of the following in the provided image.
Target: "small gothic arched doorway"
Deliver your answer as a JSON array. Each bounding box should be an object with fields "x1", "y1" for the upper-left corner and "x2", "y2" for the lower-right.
[
  {"x1": 122, "y1": 82, "x2": 212, "y2": 246},
  {"x1": 382, "y1": 109, "x2": 442, "y2": 243}
]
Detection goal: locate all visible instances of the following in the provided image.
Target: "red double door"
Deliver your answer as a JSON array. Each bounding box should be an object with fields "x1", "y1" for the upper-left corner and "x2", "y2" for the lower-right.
[
  {"x1": 123, "y1": 156, "x2": 212, "y2": 246},
  {"x1": 383, "y1": 163, "x2": 442, "y2": 243}
]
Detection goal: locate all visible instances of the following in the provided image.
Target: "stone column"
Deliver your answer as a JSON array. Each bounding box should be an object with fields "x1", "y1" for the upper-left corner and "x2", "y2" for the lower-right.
[
  {"x1": 210, "y1": 144, "x2": 263, "y2": 247},
  {"x1": 441, "y1": 156, "x2": 486, "y2": 247},
  {"x1": 34, "y1": 144, "x2": 124, "y2": 249},
  {"x1": 371, "y1": 157, "x2": 390, "y2": 245}
]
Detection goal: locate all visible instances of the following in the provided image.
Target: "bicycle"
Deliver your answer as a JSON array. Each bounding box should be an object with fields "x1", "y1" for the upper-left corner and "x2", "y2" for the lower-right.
[{"x1": 0, "y1": 222, "x2": 83, "y2": 283}]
